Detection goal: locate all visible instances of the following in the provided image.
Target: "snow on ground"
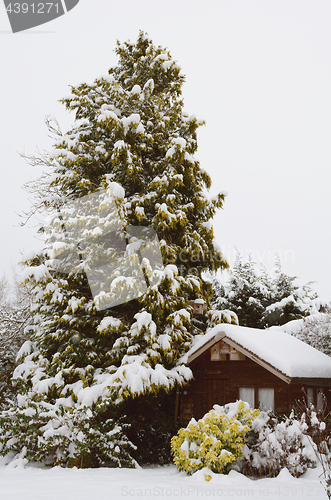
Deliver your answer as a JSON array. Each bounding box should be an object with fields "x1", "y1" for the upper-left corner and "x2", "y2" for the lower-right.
[{"x1": 0, "y1": 462, "x2": 327, "y2": 500}]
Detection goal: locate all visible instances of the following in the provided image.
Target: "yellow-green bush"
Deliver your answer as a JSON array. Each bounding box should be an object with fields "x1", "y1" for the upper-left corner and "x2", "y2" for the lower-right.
[{"x1": 171, "y1": 401, "x2": 260, "y2": 475}]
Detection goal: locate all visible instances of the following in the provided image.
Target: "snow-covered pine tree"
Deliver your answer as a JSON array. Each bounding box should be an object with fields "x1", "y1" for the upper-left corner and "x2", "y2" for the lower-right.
[
  {"x1": 0, "y1": 32, "x2": 229, "y2": 466},
  {"x1": 212, "y1": 253, "x2": 267, "y2": 328},
  {"x1": 212, "y1": 252, "x2": 328, "y2": 329},
  {"x1": 263, "y1": 255, "x2": 329, "y2": 326}
]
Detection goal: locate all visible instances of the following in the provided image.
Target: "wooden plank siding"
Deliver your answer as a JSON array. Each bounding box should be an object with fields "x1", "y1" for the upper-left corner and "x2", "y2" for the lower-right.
[{"x1": 180, "y1": 349, "x2": 331, "y2": 425}]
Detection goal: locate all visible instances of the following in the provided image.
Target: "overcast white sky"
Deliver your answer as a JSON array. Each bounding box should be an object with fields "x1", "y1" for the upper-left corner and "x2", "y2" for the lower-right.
[{"x1": 0, "y1": 0, "x2": 330, "y2": 299}]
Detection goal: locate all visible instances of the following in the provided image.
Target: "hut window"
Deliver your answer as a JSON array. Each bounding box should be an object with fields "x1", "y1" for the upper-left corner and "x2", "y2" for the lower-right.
[
  {"x1": 317, "y1": 388, "x2": 324, "y2": 412},
  {"x1": 307, "y1": 387, "x2": 314, "y2": 407},
  {"x1": 306, "y1": 387, "x2": 324, "y2": 411},
  {"x1": 239, "y1": 387, "x2": 255, "y2": 408},
  {"x1": 258, "y1": 388, "x2": 275, "y2": 412},
  {"x1": 239, "y1": 387, "x2": 275, "y2": 411}
]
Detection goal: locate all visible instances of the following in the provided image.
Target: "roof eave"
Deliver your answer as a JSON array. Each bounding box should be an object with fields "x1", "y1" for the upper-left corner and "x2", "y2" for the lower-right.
[{"x1": 290, "y1": 377, "x2": 331, "y2": 386}]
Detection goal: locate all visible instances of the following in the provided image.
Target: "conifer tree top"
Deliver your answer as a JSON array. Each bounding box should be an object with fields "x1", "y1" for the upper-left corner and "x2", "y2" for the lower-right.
[{"x1": 111, "y1": 31, "x2": 185, "y2": 96}]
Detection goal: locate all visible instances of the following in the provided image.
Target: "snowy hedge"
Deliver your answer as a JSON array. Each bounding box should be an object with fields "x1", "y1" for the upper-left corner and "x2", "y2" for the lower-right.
[{"x1": 172, "y1": 401, "x2": 318, "y2": 478}]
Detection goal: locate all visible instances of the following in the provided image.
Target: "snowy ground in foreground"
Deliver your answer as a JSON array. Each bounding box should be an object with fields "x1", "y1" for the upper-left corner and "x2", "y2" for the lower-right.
[{"x1": 0, "y1": 462, "x2": 328, "y2": 500}]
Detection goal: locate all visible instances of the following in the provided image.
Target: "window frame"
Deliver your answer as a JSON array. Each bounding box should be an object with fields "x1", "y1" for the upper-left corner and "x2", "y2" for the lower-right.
[
  {"x1": 306, "y1": 386, "x2": 324, "y2": 412},
  {"x1": 239, "y1": 386, "x2": 275, "y2": 411},
  {"x1": 258, "y1": 387, "x2": 275, "y2": 412},
  {"x1": 239, "y1": 387, "x2": 255, "y2": 408},
  {"x1": 317, "y1": 388, "x2": 324, "y2": 412}
]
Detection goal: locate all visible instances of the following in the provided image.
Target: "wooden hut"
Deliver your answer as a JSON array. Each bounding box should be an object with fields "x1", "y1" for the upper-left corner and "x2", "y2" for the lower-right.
[{"x1": 180, "y1": 324, "x2": 331, "y2": 425}]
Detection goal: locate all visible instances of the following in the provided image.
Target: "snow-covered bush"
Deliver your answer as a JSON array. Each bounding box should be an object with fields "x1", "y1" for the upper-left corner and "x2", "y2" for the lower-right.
[
  {"x1": 242, "y1": 410, "x2": 317, "y2": 477},
  {"x1": 172, "y1": 402, "x2": 318, "y2": 479},
  {"x1": 0, "y1": 396, "x2": 137, "y2": 468},
  {"x1": 171, "y1": 401, "x2": 259, "y2": 475},
  {"x1": 299, "y1": 405, "x2": 331, "y2": 498},
  {"x1": 0, "y1": 277, "x2": 32, "y2": 411}
]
